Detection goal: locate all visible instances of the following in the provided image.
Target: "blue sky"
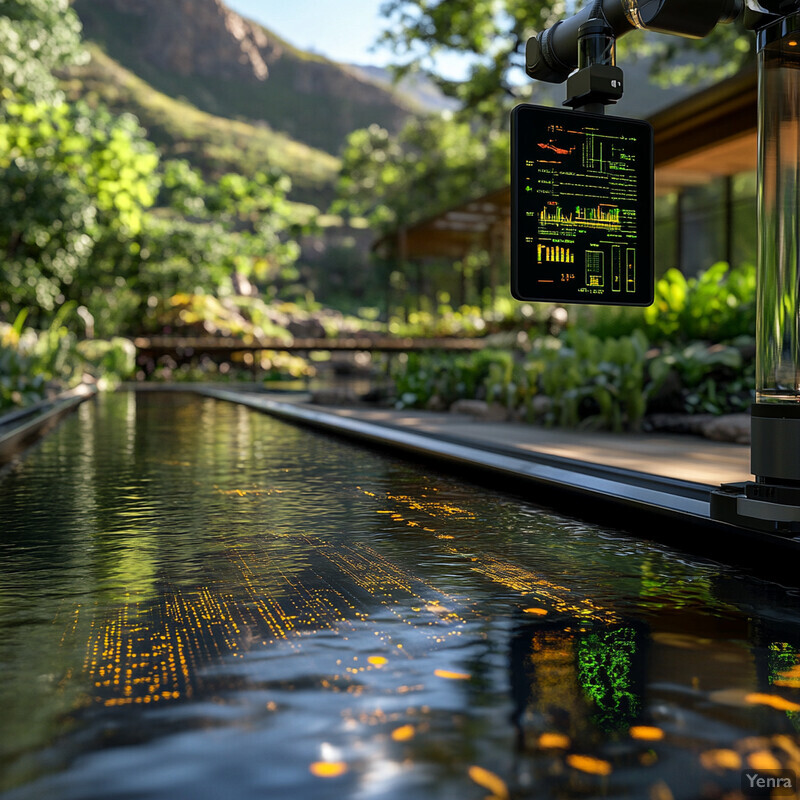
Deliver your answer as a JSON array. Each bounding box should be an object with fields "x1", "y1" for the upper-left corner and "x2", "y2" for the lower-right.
[
  {"x1": 227, "y1": 0, "x2": 404, "y2": 65},
  {"x1": 226, "y1": 0, "x2": 473, "y2": 78}
]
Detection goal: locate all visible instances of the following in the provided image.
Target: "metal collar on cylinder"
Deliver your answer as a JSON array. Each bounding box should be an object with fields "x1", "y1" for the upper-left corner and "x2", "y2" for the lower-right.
[{"x1": 757, "y1": 9, "x2": 800, "y2": 50}]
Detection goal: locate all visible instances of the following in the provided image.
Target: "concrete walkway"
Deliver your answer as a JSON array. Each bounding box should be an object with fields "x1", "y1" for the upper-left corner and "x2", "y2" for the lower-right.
[{"x1": 309, "y1": 405, "x2": 752, "y2": 486}]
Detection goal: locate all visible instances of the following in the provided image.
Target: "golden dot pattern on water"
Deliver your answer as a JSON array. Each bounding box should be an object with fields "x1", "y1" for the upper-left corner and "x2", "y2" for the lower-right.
[{"x1": 63, "y1": 482, "x2": 622, "y2": 708}]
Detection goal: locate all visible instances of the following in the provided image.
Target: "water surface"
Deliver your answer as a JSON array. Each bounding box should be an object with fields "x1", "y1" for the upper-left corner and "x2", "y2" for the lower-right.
[{"x1": 2, "y1": 391, "x2": 800, "y2": 799}]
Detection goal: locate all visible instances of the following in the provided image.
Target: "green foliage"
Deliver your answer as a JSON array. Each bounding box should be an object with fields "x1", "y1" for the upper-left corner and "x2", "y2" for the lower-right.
[
  {"x1": 391, "y1": 321, "x2": 754, "y2": 430},
  {"x1": 333, "y1": 115, "x2": 508, "y2": 231},
  {"x1": 0, "y1": 310, "x2": 50, "y2": 409},
  {"x1": 0, "y1": 0, "x2": 86, "y2": 102},
  {"x1": 0, "y1": 304, "x2": 136, "y2": 411},
  {"x1": 0, "y1": 97, "x2": 160, "y2": 320},
  {"x1": 580, "y1": 262, "x2": 756, "y2": 344},
  {"x1": 378, "y1": 0, "x2": 753, "y2": 125},
  {"x1": 645, "y1": 262, "x2": 757, "y2": 341},
  {"x1": 0, "y1": 34, "x2": 303, "y2": 338},
  {"x1": 149, "y1": 351, "x2": 312, "y2": 384},
  {"x1": 393, "y1": 329, "x2": 651, "y2": 432},
  {"x1": 520, "y1": 330, "x2": 651, "y2": 431},
  {"x1": 393, "y1": 349, "x2": 514, "y2": 410},
  {"x1": 61, "y1": 45, "x2": 340, "y2": 204},
  {"x1": 649, "y1": 340, "x2": 755, "y2": 415},
  {"x1": 76, "y1": 337, "x2": 136, "y2": 386},
  {"x1": 155, "y1": 294, "x2": 292, "y2": 341},
  {"x1": 388, "y1": 296, "x2": 550, "y2": 338}
]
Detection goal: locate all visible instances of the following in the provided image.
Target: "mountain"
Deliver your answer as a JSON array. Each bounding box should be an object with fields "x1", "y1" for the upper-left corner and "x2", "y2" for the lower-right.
[
  {"x1": 72, "y1": 0, "x2": 418, "y2": 157},
  {"x1": 61, "y1": 45, "x2": 340, "y2": 206},
  {"x1": 348, "y1": 65, "x2": 460, "y2": 113}
]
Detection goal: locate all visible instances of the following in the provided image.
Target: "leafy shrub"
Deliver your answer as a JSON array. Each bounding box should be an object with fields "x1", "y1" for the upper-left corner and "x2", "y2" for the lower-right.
[
  {"x1": 76, "y1": 338, "x2": 136, "y2": 389},
  {"x1": 581, "y1": 262, "x2": 756, "y2": 344},
  {"x1": 0, "y1": 304, "x2": 136, "y2": 412},
  {"x1": 392, "y1": 331, "x2": 651, "y2": 432},
  {"x1": 648, "y1": 339, "x2": 755, "y2": 415},
  {"x1": 389, "y1": 295, "x2": 554, "y2": 339},
  {"x1": 516, "y1": 330, "x2": 650, "y2": 431},
  {"x1": 392, "y1": 349, "x2": 514, "y2": 410}
]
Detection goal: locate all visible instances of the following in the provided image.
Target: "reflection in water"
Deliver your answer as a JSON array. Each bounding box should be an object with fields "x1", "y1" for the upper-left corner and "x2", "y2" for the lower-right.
[
  {"x1": 510, "y1": 618, "x2": 645, "y2": 755},
  {"x1": 3, "y1": 392, "x2": 800, "y2": 798}
]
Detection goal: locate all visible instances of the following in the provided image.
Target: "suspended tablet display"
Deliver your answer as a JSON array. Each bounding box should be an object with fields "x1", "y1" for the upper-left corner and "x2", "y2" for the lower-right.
[{"x1": 511, "y1": 104, "x2": 654, "y2": 306}]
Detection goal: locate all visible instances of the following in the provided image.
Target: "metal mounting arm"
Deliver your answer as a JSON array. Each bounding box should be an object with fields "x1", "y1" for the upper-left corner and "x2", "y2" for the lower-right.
[{"x1": 527, "y1": 0, "x2": 749, "y2": 85}]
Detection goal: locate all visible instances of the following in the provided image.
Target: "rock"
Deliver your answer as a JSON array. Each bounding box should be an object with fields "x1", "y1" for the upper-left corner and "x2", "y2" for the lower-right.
[
  {"x1": 310, "y1": 388, "x2": 359, "y2": 406},
  {"x1": 426, "y1": 395, "x2": 446, "y2": 411},
  {"x1": 287, "y1": 317, "x2": 327, "y2": 339},
  {"x1": 701, "y1": 414, "x2": 751, "y2": 444},
  {"x1": 508, "y1": 407, "x2": 526, "y2": 423},
  {"x1": 531, "y1": 395, "x2": 552, "y2": 416},
  {"x1": 645, "y1": 412, "x2": 751, "y2": 444},
  {"x1": 449, "y1": 399, "x2": 508, "y2": 421},
  {"x1": 644, "y1": 413, "x2": 715, "y2": 435},
  {"x1": 103, "y1": 0, "x2": 271, "y2": 82}
]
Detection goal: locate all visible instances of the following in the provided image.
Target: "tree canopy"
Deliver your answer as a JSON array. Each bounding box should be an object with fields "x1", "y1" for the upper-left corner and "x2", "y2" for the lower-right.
[
  {"x1": 0, "y1": 0, "x2": 303, "y2": 337},
  {"x1": 0, "y1": 0, "x2": 85, "y2": 102},
  {"x1": 378, "y1": 0, "x2": 754, "y2": 124},
  {"x1": 333, "y1": 116, "x2": 508, "y2": 231}
]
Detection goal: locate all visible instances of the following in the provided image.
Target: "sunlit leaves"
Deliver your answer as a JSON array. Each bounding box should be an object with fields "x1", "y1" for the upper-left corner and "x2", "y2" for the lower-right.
[
  {"x1": 0, "y1": 98, "x2": 160, "y2": 321},
  {"x1": 0, "y1": 0, "x2": 86, "y2": 102},
  {"x1": 333, "y1": 115, "x2": 508, "y2": 231},
  {"x1": 377, "y1": 0, "x2": 754, "y2": 126}
]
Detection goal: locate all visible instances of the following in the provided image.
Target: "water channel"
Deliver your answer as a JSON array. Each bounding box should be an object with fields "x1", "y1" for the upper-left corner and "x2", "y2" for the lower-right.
[{"x1": 2, "y1": 391, "x2": 800, "y2": 799}]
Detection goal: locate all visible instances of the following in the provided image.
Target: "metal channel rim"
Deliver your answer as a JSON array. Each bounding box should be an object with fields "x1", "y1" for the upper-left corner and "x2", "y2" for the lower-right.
[
  {"x1": 197, "y1": 387, "x2": 710, "y2": 522},
  {"x1": 0, "y1": 386, "x2": 96, "y2": 455}
]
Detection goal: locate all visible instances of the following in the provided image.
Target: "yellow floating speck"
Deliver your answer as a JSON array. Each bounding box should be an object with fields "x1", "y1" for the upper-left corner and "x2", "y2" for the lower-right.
[
  {"x1": 368, "y1": 656, "x2": 388, "y2": 667},
  {"x1": 523, "y1": 607, "x2": 548, "y2": 616},
  {"x1": 391, "y1": 724, "x2": 415, "y2": 742},
  {"x1": 747, "y1": 750, "x2": 782, "y2": 771},
  {"x1": 468, "y1": 765, "x2": 509, "y2": 799},
  {"x1": 699, "y1": 749, "x2": 742, "y2": 771},
  {"x1": 434, "y1": 669, "x2": 471, "y2": 681},
  {"x1": 566, "y1": 754, "x2": 612, "y2": 776},
  {"x1": 310, "y1": 761, "x2": 348, "y2": 778},
  {"x1": 745, "y1": 693, "x2": 800, "y2": 712},
  {"x1": 538, "y1": 732, "x2": 570, "y2": 749},
  {"x1": 630, "y1": 726, "x2": 664, "y2": 741}
]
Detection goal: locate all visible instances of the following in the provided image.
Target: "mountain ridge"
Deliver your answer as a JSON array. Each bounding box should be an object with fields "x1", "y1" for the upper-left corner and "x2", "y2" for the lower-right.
[{"x1": 72, "y1": 0, "x2": 419, "y2": 157}]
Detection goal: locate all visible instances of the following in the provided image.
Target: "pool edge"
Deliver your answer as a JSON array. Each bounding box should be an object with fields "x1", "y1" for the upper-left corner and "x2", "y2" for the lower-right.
[{"x1": 0, "y1": 385, "x2": 96, "y2": 466}]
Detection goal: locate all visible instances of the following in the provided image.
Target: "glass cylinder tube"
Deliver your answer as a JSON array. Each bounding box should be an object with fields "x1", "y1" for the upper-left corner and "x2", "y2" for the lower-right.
[
  {"x1": 577, "y1": 20, "x2": 616, "y2": 68},
  {"x1": 756, "y1": 13, "x2": 800, "y2": 403}
]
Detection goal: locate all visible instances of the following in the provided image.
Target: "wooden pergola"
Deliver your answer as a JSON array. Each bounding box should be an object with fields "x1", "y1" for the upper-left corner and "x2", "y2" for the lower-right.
[{"x1": 374, "y1": 67, "x2": 758, "y2": 302}]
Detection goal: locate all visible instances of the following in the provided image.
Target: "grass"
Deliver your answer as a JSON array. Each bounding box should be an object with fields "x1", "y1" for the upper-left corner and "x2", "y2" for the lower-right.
[{"x1": 61, "y1": 46, "x2": 341, "y2": 206}]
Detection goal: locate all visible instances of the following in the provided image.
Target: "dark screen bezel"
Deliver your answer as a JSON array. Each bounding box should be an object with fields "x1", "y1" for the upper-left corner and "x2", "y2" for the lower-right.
[{"x1": 510, "y1": 103, "x2": 654, "y2": 307}]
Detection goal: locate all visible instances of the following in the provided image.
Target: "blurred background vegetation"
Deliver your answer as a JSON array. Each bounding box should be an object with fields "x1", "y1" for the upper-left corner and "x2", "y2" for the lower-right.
[{"x1": 0, "y1": 0, "x2": 758, "y2": 430}]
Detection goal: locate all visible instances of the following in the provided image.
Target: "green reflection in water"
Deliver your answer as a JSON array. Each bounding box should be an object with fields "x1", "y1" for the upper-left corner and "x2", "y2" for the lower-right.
[
  {"x1": 577, "y1": 626, "x2": 641, "y2": 732},
  {"x1": 769, "y1": 641, "x2": 800, "y2": 731}
]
